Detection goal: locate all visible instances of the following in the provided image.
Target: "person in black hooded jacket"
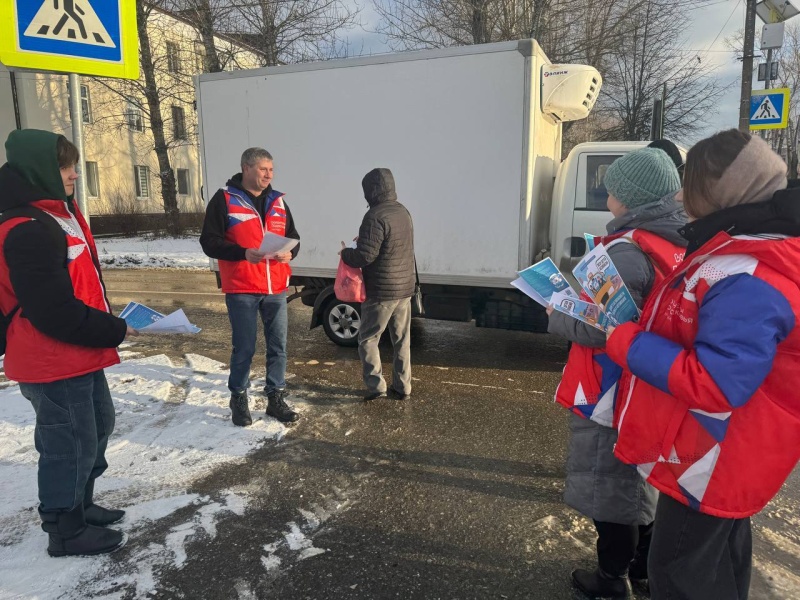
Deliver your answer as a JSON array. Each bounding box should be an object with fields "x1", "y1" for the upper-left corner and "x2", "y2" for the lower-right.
[{"x1": 341, "y1": 168, "x2": 415, "y2": 401}]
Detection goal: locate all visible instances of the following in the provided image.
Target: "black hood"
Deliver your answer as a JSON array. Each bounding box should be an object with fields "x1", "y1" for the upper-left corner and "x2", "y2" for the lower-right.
[
  {"x1": 362, "y1": 168, "x2": 397, "y2": 207},
  {"x1": 681, "y1": 180, "x2": 800, "y2": 256},
  {"x1": 0, "y1": 163, "x2": 52, "y2": 211}
]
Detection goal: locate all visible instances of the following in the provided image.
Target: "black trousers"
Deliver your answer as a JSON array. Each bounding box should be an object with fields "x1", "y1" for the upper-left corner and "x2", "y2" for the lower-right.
[
  {"x1": 648, "y1": 494, "x2": 752, "y2": 600},
  {"x1": 594, "y1": 520, "x2": 653, "y2": 577}
]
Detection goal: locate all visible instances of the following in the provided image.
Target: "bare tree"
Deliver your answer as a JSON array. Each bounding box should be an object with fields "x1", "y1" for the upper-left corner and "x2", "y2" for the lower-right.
[
  {"x1": 584, "y1": 0, "x2": 726, "y2": 141},
  {"x1": 88, "y1": 1, "x2": 200, "y2": 231},
  {"x1": 181, "y1": 0, "x2": 360, "y2": 66},
  {"x1": 373, "y1": 0, "x2": 722, "y2": 142}
]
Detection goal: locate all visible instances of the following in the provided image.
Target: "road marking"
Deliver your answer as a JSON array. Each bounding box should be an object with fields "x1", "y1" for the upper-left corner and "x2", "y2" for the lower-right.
[{"x1": 443, "y1": 381, "x2": 507, "y2": 390}]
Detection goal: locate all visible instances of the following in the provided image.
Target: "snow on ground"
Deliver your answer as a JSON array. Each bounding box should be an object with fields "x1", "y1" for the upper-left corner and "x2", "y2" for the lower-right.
[
  {"x1": 0, "y1": 351, "x2": 289, "y2": 599},
  {"x1": 95, "y1": 235, "x2": 209, "y2": 270}
]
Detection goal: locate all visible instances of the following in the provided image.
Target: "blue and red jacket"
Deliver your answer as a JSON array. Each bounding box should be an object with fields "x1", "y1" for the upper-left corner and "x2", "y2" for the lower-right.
[
  {"x1": 555, "y1": 229, "x2": 685, "y2": 426},
  {"x1": 607, "y1": 232, "x2": 800, "y2": 518}
]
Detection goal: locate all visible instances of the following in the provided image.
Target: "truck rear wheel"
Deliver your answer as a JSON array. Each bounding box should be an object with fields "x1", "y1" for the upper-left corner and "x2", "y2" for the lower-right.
[{"x1": 322, "y1": 299, "x2": 361, "y2": 347}]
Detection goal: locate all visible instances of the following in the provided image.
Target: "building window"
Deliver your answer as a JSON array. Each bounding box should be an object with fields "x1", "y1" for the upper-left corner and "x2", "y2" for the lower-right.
[
  {"x1": 85, "y1": 161, "x2": 100, "y2": 197},
  {"x1": 80, "y1": 85, "x2": 92, "y2": 124},
  {"x1": 134, "y1": 165, "x2": 150, "y2": 198},
  {"x1": 125, "y1": 98, "x2": 144, "y2": 132},
  {"x1": 166, "y1": 42, "x2": 181, "y2": 73},
  {"x1": 176, "y1": 169, "x2": 190, "y2": 195},
  {"x1": 172, "y1": 105, "x2": 187, "y2": 140},
  {"x1": 194, "y1": 41, "x2": 207, "y2": 73}
]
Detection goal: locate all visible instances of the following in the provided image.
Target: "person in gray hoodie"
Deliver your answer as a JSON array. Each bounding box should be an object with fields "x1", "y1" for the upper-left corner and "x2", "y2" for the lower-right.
[{"x1": 548, "y1": 148, "x2": 687, "y2": 599}]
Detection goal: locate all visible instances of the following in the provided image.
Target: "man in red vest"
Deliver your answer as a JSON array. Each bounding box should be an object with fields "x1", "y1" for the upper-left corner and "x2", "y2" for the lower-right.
[{"x1": 200, "y1": 148, "x2": 300, "y2": 427}]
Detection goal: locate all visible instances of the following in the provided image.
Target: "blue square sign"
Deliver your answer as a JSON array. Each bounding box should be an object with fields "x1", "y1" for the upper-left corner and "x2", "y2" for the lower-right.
[
  {"x1": 15, "y1": 0, "x2": 122, "y2": 63},
  {"x1": 0, "y1": 0, "x2": 138, "y2": 78},
  {"x1": 749, "y1": 89, "x2": 790, "y2": 130}
]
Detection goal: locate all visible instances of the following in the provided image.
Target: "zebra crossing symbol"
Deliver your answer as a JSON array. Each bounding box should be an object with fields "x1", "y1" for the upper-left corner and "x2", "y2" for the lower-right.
[
  {"x1": 752, "y1": 96, "x2": 778, "y2": 121},
  {"x1": 23, "y1": 0, "x2": 116, "y2": 48}
]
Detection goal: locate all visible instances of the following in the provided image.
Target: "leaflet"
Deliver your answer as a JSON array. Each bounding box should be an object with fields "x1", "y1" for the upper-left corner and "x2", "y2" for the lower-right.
[
  {"x1": 514, "y1": 258, "x2": 578, "y2": 307},
  {"x1": 120, "y1": 302, "x2": 165, "y2": 329},
  {"x1": 258, "y1": 232, "x2": 298, "y2": 258},
  {"x1": 121, "y1": 302, "x2": 201, "y2": 334},
  {"x1": 572, "y1": 244, "x2": 639, "y2": 326},
  {"x1": 584, "y1": 233, "x2": 598, "y2": 252},
  {"x1": 550, "y1": 290, "x2": 611, "y2": 332}
]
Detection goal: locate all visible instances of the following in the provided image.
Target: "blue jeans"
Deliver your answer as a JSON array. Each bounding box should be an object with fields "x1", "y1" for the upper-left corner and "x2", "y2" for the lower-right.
[
  {"x1": 226, "y1": 292, "x2": 288, "y2": 395},
  {"x1": 19, "y1": 370, "x2": 115, "y2": 512}
]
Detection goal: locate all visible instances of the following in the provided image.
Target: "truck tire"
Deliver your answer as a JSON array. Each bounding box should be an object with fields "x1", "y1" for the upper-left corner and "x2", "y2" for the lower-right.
[{"x1": 322, "y1": 299, "x2": 361, "y2": 347}]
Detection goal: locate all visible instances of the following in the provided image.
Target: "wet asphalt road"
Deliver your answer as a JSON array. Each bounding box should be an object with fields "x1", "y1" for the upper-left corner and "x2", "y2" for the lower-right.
[{"x1": 103, "y1": 270, "x2": 800, "y2": 600}]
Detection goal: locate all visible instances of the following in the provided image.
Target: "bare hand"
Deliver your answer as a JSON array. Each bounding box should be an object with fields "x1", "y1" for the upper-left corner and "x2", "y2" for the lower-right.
[
  {"x1": 126, "y1": 326, "x2": 139, "y2": 338},
  {"x1": 338, "y1": 241, "x2": 346, "y2": 256},
  {"x1": 545, "y1": 304, "x2": 554, "y2": 316},
  {"x1": 245, "y1": 248, "x2": 266, "y2": 264},
  {"x1": 606, "y1": 325, "x2": 616, "y2": 341},
  {"x1": 274, "y1": 252, "x2": 292, "y2": 264}
]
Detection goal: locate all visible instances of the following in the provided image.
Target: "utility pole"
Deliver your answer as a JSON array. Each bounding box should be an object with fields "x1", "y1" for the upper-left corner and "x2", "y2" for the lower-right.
[{"x1": 739, "y1": 0, "x2": 758, "y2": 132}]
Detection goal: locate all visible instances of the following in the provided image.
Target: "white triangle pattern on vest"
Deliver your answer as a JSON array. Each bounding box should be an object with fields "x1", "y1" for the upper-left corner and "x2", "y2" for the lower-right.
[{"x1": 677, "y1": 443, "x2": 721, "y2": 503}]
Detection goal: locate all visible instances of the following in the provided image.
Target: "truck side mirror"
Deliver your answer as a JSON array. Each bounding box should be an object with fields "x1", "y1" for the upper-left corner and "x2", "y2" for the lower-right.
[{"x1": 569, "y1": 236, "x2": 587, "y2": 257}]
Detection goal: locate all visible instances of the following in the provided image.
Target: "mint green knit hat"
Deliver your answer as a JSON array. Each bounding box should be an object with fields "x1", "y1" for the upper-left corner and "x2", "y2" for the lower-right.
[{"x1": 604, "y1": 147, "x2": 681, "y2": 209}]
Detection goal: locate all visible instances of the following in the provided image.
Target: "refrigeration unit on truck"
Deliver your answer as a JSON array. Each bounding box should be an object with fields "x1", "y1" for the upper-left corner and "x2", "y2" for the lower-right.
[{"x1": 196, "y1": 39, "x2": 649, "y2": 346}]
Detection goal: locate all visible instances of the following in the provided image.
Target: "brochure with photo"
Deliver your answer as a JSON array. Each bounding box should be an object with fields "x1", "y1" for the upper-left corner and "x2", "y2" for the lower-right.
[
  {"x1": 572, "y1": 244, "x2": 639, "y2": 326},
  {"x1": 550, "y1": 291, "x2": 612, "y2": 332}
]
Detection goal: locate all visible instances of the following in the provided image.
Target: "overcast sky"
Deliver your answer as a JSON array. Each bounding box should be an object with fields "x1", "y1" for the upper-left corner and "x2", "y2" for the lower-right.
[
  {"x1": 347, "y1": 1, "x2": 757, "y2": 147},
  {"x1": 684, "y1": 1, "x2": 750, "y2": 143}
]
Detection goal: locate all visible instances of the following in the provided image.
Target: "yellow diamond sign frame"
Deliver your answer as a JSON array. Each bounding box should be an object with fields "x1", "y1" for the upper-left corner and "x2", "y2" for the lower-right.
[{"x1": 0, "y1": 0, "x2": 139, "y2": 80}]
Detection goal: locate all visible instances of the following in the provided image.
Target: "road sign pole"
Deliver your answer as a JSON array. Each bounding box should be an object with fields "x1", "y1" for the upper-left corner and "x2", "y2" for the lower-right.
[
  {"x1": 68, "y1": 73, "x2": 89, "y2": 223},
  {"x1": 762, "y1": 49, "x2": 773, "y2": 139},
  {"x1": 740, "y1": 0, "x2": 758, "y2": 132}
]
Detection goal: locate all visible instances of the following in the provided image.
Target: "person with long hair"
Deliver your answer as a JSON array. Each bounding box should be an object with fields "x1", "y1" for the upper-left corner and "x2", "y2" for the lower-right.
[{"x1": 606, "y1": 129, "x2": 800, "y2": 599}]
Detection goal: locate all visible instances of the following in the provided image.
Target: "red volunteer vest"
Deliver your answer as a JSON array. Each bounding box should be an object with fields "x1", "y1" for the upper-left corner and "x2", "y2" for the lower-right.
[
  {"x1": 0, "y1": 199, "x2": 120, "y2": 383},
  {"x1": 554, "y1": 229, "x2": 685, "y2": 426},
  {"x1": 218, "y1": 186, "x2": 292, "y2": 294}
]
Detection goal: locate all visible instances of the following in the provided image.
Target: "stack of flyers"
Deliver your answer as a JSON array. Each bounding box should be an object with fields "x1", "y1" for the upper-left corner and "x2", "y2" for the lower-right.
[
  {"x1": 120, "y1": 302, "x2": 201, "y2": 334},
  {"x1": 511, "y1": 258, "x2": 577, "y2": 308},
  {"x1": 572, "y1": 244, "x2": 639, "y2": 326},
  {"x1": 511, "y1": 243, "x2": 640, "y2": 332}
]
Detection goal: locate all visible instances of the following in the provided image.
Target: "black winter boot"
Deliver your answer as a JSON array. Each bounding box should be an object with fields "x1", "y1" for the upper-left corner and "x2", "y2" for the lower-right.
[
  {"x1": 571, "y1": 568, "x2": 631, "y2": 600},
  {"x1": 40, "y1": 504, "x2": 126, "y2": 557},
  {"x1": 230, "y1": 391, "x2": 253, "y2": 427},
  {"x1": 267, "y1": 390, "x2": 299, "y2": 423},
  {"x1": 84, "y1": 479, "x2": 125, "y2": 526}
]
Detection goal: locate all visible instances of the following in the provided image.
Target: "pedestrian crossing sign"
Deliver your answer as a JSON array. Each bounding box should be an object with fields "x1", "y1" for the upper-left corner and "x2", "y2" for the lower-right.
[
  {"x1": 750, "y1": 88, "x2": 790, "y2": 130},
  {"x1": 0, "y1": 0, "x2": 139, "y2": 79}
]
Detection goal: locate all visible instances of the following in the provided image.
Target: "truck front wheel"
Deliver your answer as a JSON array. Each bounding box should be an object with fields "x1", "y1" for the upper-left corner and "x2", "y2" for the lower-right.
[{"x1": 322, "y1": 299, "x2": 361, "y2": 347}]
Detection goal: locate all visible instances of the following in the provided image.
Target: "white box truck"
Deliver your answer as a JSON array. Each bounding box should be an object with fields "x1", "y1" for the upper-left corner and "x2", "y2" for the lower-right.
[{"x1": 196, "y1": 39, "x2": 648, "y2": 346}]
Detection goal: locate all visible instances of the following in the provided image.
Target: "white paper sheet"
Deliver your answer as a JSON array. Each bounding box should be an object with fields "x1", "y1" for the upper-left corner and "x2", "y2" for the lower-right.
[{"x1": 258, "y1": 232, "x2": 299, "y2": 257}]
